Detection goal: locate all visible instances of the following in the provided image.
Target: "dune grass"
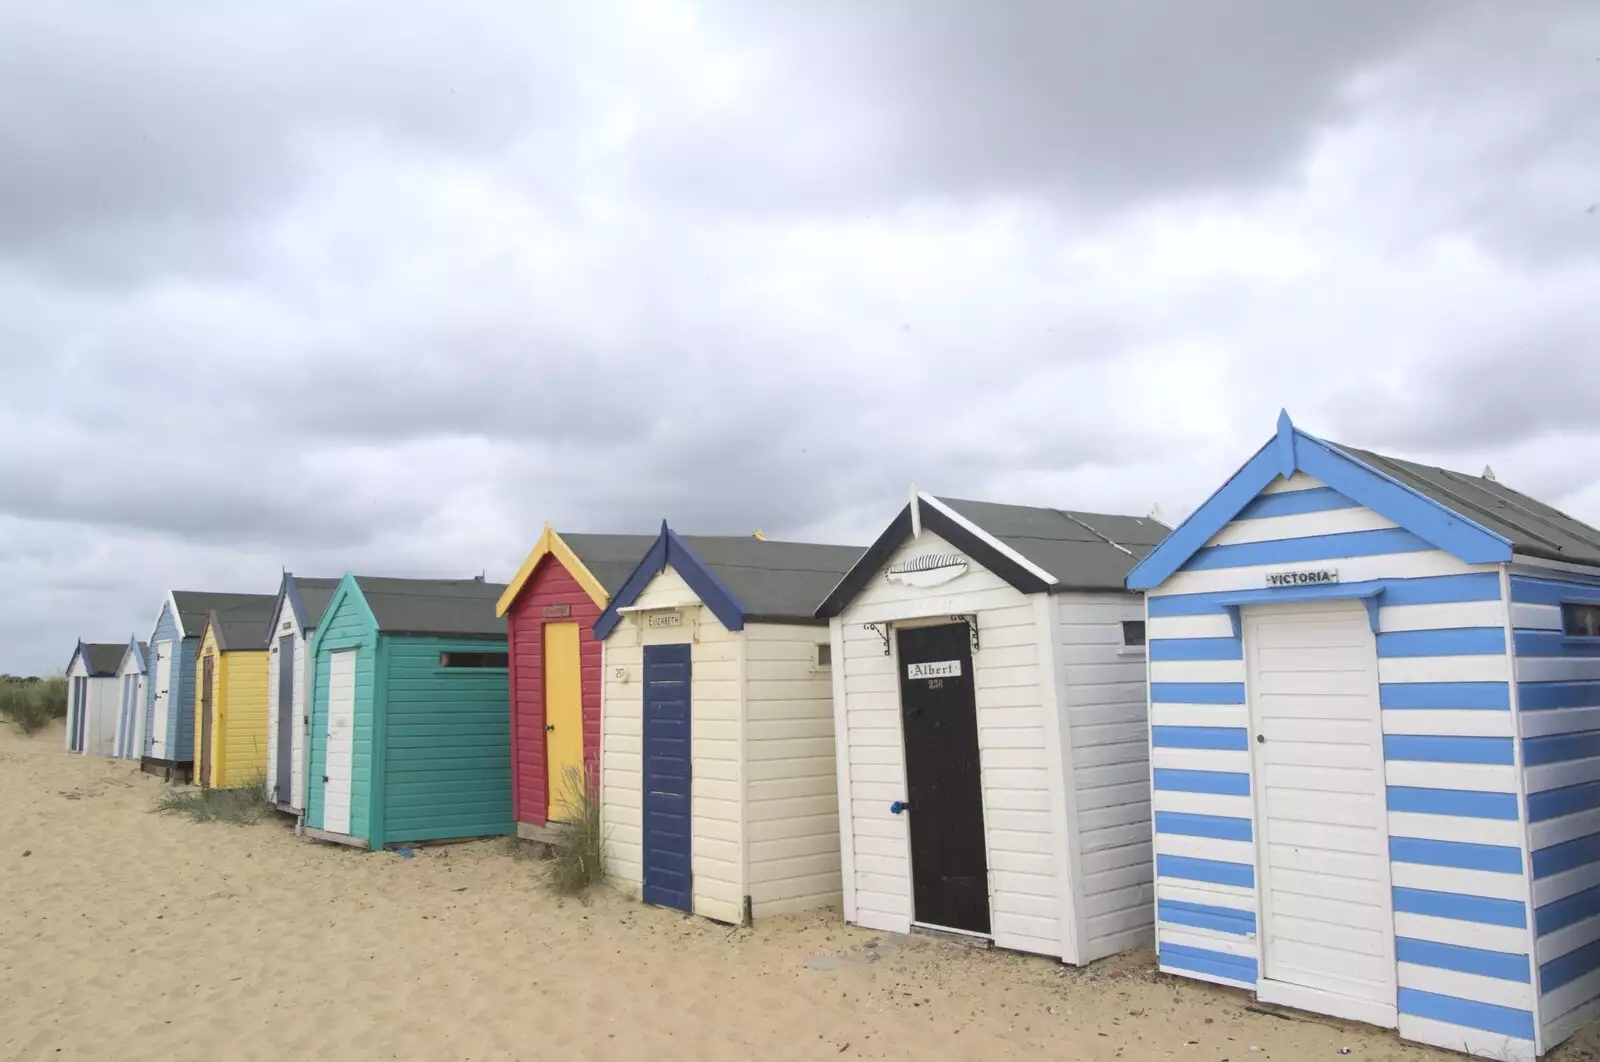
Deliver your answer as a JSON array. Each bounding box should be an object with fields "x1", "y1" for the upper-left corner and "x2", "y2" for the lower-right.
[
  {"x1": 154, "y1": 776, "x2": 269, "y2": 825},
  {"x1": 540, "y1": 765, "x2": 607, "y2": 896},
  {"x1": 0, "y1": 676, "x2": 68, "y2": 735}
]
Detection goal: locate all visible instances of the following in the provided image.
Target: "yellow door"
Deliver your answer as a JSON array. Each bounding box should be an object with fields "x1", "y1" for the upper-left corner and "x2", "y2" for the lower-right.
[{"x1": 544, "y1": 622, "x2": 585, "y2": 821}]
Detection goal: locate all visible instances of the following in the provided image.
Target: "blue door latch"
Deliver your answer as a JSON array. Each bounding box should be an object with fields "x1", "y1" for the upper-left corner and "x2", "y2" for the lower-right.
[{"x1": 890, "y1": 800, "x2": 909, "y2": 815}]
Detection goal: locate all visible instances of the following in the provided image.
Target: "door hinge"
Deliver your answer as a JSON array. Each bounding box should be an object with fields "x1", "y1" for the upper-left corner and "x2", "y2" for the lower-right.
[{"x1": 322, "y1": 775, "x2": 329, "y2": 783}]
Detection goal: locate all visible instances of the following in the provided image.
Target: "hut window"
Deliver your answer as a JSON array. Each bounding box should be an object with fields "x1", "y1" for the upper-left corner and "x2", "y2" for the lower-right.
[
  {"x1": 813, "y1": 643, "x2": 832, "y2": 670},
  {"x1": 1121, "y1": 620, "x2": 1147, "y2": 647},
  {"x1": 438, "y1": 651, "x2": 509, "y2": 669},
  {"x1": 1564, "y1": 603, "x2": 1600, "y2": 638}
]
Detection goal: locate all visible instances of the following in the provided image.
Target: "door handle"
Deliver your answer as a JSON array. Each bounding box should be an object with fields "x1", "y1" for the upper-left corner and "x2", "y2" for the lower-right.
[
  {"x1": 546, "y1": 724, "x2": 556, "y2": 732},
  {"x1": 890, "y1": 800, "x2": 910, "y2": 815},
  {"x1": 1256, "y1": 734, "x2": 1265, "y2": 744}
]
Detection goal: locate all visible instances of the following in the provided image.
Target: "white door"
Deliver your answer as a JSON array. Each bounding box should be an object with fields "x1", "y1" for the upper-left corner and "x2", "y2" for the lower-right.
[
  {"x1": 149, "y1": 643, "x2": 173, "y2": 759},
  {"x1": 323, "y1": 650, "x2": 357, "y2": 835},
  {"x1": 1246, "y1": 600, "x2": 1396, "y2": 1029}
]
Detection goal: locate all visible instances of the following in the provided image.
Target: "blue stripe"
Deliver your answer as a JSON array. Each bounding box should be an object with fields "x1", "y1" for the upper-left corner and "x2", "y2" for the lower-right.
[
  {"x1": 1519, "y1": 681, "x2": 1600, "y2": 710},
  {"x1": 1159, "y1": 941, "x2": 1258, "y2": 984},
  {"x1": 1383, "y1": 735, "x2": 1515, "y2": 765},
  {"x1": 1147, "y1": 573, "x2": 1502, "y2": 617},
  {"x1": 1396, "y1": 988, "x2": 1534, "y2": 1040},
  {"x1": 1394, "y1": 937, "x2": 1530, "y2": 983},
  {"x1": 1528, "y1": 780, "x2": 1600, "y2": 823},
  {"x1": 1532, "y1": 831, "x2": 1600, "y2": 879},
  {"x1": 1236, "y1": 486, "x2": 1357, "y2": 520},
  {"x1": 1376, "y1": 627, "x2": 1505, "y2": 658},
  {"x1": 1541, "y1": 936, "x2": 1600, "y2": 993},
  {"x1": 1535, "y1": 883, "x2": 1600, "y2": 936},
  {"x1": 1393, "y1": 887, "x2": 1527, "y2": 928},
  {"x1": 1158, "y1": 854, "x2": 1255, "y2": 888},
  {"x1": 1516, "y1": 630, "x2": 1600, "y2": 658},
  {"x1": 1182, "y1": 527, "x2": 1434, "y2": 572},
  {"x1": 1379, "y1": 682, "x2": 1509, "y2": 710},
  {"x1": 1387, "y1": 786, "x2": 1520, "y2": 820},
  {"x1": 1153, "y1": 768, "x2": 1251, "y2": 796},
  {"x1": 1155, "y1": 811, "x2": 1253, "y2": 841},
  {"x1": 1151, "y1": 682, "x2": 1245, "y2": 705},
  {"x1": 1148, "y1": 637, "x2": 1243, "y2": 661},
  {"x1": 1152, "y1": 726, "x2": 1249, "y2": 751},
  {"x1": 1389, "y1": 836, "x2": 1523, "y2": 874},
  {"x1": 1523, "y1": 729, "x2": 1600, "y2": 767},
  {"x1": 1158, "y1": 899, "x2": 1256, "y2": 936},
  {"x1": 1511, "y1": 577, "x2": 1600, "y2": 606}
]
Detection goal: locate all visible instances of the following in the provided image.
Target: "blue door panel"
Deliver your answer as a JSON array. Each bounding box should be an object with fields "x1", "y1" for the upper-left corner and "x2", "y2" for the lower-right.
[{"x1": 642, "y1": 643, "x2": 692, "y2": 912}]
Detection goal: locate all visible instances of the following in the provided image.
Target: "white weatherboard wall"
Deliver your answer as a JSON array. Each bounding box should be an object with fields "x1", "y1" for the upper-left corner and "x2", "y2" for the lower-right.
[
  {"x1": 66, "y1": 656, "x2": 120, "y2": 757},
  {"x1": 114, "y1": 652, "x2": 146, "y2": 760},
  {"x1": 1147, "y1": 471, "x2": 1541, "y2": 1061},
  {"x1": 266, "y1": 596, "x2": 309, "y2": 812},
  {"x1": 831, "y1": 529, "x2": 1152, "y2": 962}
]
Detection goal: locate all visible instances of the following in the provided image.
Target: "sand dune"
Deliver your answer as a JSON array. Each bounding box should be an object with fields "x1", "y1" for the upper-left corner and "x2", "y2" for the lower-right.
[{"x1": 2, "y1": 719, "x2": 1574, "y2": 1061}]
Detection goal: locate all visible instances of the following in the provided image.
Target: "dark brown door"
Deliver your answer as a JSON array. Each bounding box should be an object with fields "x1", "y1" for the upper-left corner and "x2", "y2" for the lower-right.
[
  {"x1": 897, "y1": 622, "x2": 989, "y2": 935},
  {"x1": 199, "y1": 655, "x2": 215, "y2": 788}
]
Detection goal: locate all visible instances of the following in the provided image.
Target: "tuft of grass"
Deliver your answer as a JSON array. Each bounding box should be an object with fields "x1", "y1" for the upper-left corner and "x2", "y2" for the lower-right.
[
  {"x1": 154, "y1": 776, "x2": 269, "y2": 825},
  {"x1": 540, "y1": 764, "x2": 607, "y2": 896},
  {"x1": 0, "y1": 675, "x2": 68, "y2": 735}
]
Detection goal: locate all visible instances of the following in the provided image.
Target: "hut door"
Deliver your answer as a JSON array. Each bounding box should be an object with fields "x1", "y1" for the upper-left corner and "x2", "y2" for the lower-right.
[
  {"x1": 897, "y1": 623, "x2": 990, "y2": 935},
  {"x1": 1245, "y1": 601, "x2": 1396, "y2": 1028},
  {"x1": 544, "y1": 622, "x2": 585, "y2": 821},
  {"x1": 275, "y1": 635, "x2": 295, "y2": 805},
  {"x1": 69, "y1": 677, "x2": 85, "y2": 752},
  {"x1": 641, "y1": 642, "x2": 692, "y2": 912},
  {"x1": 199, "y1": 656, "x2": 215, "y2": 787},
  {"x1": 323, "y1": 649, "x2": 357, "y2": 835},
  {"x1": 150, "y1": 644, "x2": 172, "y2": 758}
]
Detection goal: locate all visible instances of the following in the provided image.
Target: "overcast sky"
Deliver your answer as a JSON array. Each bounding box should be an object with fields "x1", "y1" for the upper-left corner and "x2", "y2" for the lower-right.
[{"x1": 2, "y1": 2, "x2": 1597, "y2": 674}]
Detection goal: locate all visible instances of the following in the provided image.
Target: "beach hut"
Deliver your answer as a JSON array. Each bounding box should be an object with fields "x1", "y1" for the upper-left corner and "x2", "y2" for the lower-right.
[
  {"x1": 142, "y1": 590, "x2": 273, "y2": 781},
  {"x1": 264, "y1": 574, "x2": 342, "y2": 814},
  {"x1": 193, "y1": 595, "x2": 277, "y2": 789},
  {"x1": 1124, "y1": 411, "x2": 1600, "y2": 1061},
  {"x1": 815, "y1": 492, "x2": 1168, "y2": 962},
  {"x1": 112, "y1": 639, "x2": 149, "y2": 760},
  {"x1": 302, "y1": 575, "x2": 513, "y2": 850},
  {"x1": 594, "y1": 525, "x2": 864, "y2": 923},
  {"x1": 65, "y1": 642, "x2": 125, "y2": 756},
  {"x1": 496, "y1": 526, "x2": 657, "y2": 837}
]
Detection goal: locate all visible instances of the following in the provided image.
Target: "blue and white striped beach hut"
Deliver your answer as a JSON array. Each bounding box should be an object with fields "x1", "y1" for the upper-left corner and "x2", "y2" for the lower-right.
[{"x1": 1126, "y1": 411, "x2": 1600, "y2": 1061}]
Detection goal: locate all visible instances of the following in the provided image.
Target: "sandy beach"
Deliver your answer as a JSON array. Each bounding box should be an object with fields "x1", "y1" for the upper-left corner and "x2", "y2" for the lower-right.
[{"x1": 1, "y1": 719, "x2": 1590, "y2": 1062}]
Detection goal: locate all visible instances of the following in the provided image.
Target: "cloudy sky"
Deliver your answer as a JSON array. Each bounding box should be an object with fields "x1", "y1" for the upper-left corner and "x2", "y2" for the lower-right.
[{"x1": 2, "y1": 2, "x2": 1597, "y2": 674}]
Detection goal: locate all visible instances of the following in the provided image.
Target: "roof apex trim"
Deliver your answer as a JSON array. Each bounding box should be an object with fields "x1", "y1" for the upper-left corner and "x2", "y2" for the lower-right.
[
  {"x1": 919, "y1": 492, "x2": 1060, "y2": 586},
  {"x1": 496, "y1": 523, "x2": 612, "y2": 617},
  {"x1": 593, "y1": 522, "x2": 747, "y2": 639},
  {"x1": 1125, "y1": 411, "x2": 1513, "y2": 589}
]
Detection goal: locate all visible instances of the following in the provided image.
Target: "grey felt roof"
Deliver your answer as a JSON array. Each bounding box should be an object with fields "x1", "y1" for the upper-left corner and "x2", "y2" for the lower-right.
[
  {"x1": 561, "y1": 534, "x2": 661, "y2": 596},
  {"x1": 80, "y1": 643, "x2": 127, "y2": 676},
  {"x1": 292, "y1": 577, "x2": 343, "y2": 631},
  {"x1": 1334, "y1": 443, "x2": 1600, "y2": 569},
  {"x1": 171, "y1": 591, "x2": 272, "y2": 639},
  {"x1": 934, "y1": 497, "x2": 1170, "y2": 592},
  {"x1": 205, "y1": 596, "x2": 278, "y2": 652},
  {"x1": 353, "y1": 576, "x2": 509, "y2": 637},
  {"x1": 680, "y1": 536, "x2": 865, "y2": 623}
]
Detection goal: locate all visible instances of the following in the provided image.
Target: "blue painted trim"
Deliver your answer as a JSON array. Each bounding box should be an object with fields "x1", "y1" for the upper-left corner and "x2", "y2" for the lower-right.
[
  {"x1": 1535, "y1": 883, "x2": 1600, "y2": 936},
  {"x1": 1274, "y1": 408, "x2": 1296, "y2": 477},
  {"x1": 1158, "y1": 899, "x2": 1256, "y2": 936},
  {"x1": 1394, "y1": 937, "x2": 1530, "y2": 983},
  {"x1": 1128, "y1": 438, "x2": 1282, "y2": 591},
  {"x1": 1383, "y1": 735, "x2": 1515, "y2": 765},
  {"x1": 1377, "y1": 627, "x2": 1506, "y2": 658},
  {"x1": 1211, "y1": 584, "x2": 1384, "y2": 636},
  {"x1": 1147, "y1": 573, "x2": 1501, "y2": 617},
  {"x1": 1388, "y1": 836, "x2": 1523, "y2": 874},
  {"x1": 1393, "y1": 887, "x2": 1527, "y2": 928},
  {"x1": 1152, "y1": 769, "x2": 1250, "y2": 796},
  {"x1": 1159, "y1": 942, "x2": 1258, "y2": 984},
  {"x1": 1237, "y1": 486, "x2": 1357, "y2": 520},
  {"x1": 1181, "y1": 527, "x2": 1434, "y2": 573},
  {"x1": 1150, "y1": 682, "x2": 1246, "y2": 705},
  {"x1": 1157, "y1": 854, "x2": 1254, "y2": 888},
  {"x1": 1523, "y1": 729, "x2": 1600, "y2": 767},
  {"x1": 1379, "y1": 682, "x2": 1510, "y2": 710},
  {"x1": 1396, "y1": 988, "x2": 1534, "y2": 1040},
  {"x1": 1511, "y1": 577, "x2": 1600, "y2": 606},
  {"x1": 1532, "y1": 831, "x2": 1600, "y2": 879},
  {"x1": 1528, "y1": 780, "x2": 1600, "y2": 823},
  {"x1": 1148, "y1": 637, "x2": 1243, "y2": 661},
  {"x1": 1154, "y1": 811, "x2": 1252, "y2": 841},
  {"x1": 1540, "y1": 937, "x2": 1600, "y2": 993},
  {"x1": 1151, "y1": 726, "x2": 1249, "y2": 751},
  {"x1": 1387, "y1": 786, "x2": 1520, "y2": 820},
  {"x1": 593, "y1": 524, "x2": 747, "y2": 640},
  {"x1": 1519, "y1": 681, "x2": 1600, "y2": 710},
  {"x1": 1516, "y1": 630, "x2": 1600, "y2": 658}
]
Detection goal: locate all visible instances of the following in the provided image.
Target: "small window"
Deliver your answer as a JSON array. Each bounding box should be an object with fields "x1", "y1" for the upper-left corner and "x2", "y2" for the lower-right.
[
  {"x1": 1122, "y1": 620, "x2": 1147, "y2": 647},
  {"x1": 1563, "y1": 603, "x2": 1600, "y2": 638},
  {"x1": 439, "y1": 651, "x2": 509, "y2": 669},
  {"x1": 813, "y1": 643, "x2": 832, "y2": 670}
]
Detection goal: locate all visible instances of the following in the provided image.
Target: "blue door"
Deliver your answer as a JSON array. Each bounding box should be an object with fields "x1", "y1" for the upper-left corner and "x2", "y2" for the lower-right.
[
  {"x1": 72, "y1": 677, "x2": 87, "y2": 751},
  {"x1": 642, "y1": 643, "x2": 692, "y2": 912}
]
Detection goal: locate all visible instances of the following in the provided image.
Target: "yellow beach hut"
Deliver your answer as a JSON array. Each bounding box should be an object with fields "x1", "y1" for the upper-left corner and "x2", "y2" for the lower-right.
[{"x1": 193, "y1": 595, "x2": 276, "y2": 789}]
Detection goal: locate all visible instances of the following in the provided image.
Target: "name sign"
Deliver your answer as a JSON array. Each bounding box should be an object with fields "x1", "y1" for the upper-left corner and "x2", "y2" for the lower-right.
[
  {"x1": 1265, "y1": 568, "x2": 1339, "y2": 588},
  {"x1": 542, "y1": 603, "x2": 572, "y2": 619},
  {"x1": 647, "y1": 612, "x2": 683, "y2": 628},
  {"x1": 907, "y1": 660, "x2": 962, "y2": 680}
]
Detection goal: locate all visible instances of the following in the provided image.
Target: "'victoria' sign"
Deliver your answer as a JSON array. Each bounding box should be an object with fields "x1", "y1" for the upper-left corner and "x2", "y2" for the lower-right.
[{"x1": 1265, "y1": 568, "x2": 1340, "y2": 588}]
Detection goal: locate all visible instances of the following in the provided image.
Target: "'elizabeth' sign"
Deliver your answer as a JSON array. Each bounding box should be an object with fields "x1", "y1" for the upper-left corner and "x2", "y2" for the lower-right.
[{"x1": 1265, "y1": 568, "x2": 1339, "y2": 588}]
